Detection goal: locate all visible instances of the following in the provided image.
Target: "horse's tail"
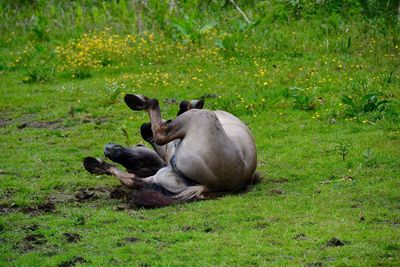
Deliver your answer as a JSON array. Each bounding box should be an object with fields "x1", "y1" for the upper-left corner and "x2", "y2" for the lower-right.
[{"x1": 129, "y1": 190, "x2": 176, "y2": 209}]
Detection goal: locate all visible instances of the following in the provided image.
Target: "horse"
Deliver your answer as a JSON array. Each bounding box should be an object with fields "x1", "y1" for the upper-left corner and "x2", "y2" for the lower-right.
[{"x1": 83, "y1": 94, "x2": 258, "y2": 208}]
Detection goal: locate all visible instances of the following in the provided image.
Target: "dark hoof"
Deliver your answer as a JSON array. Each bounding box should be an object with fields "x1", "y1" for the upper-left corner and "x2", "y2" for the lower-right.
[
  {"x1": 124, "y1": 94, "x2": 149, "y2": 111},
  {"x1": 83, "y1": 157, "x2": 114, "y2": 175}
]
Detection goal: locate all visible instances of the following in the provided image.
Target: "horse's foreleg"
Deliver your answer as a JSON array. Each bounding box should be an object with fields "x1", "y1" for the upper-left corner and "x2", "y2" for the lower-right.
[
  {"x1": 104, "y1": 143, "x2": 166, "y2": 177},
  {"x1": 107, "y1": 166, "x2": 145, "y2": 189},
  {"x1": 83, "y1": 157, "x2": 144, "y2": 189},
  {"x1": 147, "y1": 99, "x2": 186, "y2": 146},
  {"x1": 124, "y1": 95, "x2": 186, "y2": 146}
]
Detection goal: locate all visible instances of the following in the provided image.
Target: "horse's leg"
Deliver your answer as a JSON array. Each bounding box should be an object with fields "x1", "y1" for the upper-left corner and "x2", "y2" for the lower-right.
[
  {"x1": 83, "y1": 157, "x2": 205, "y2": 206},
  {"x1": 104, "y1": 143, "x2": 166, "y2": 177},
  {"x1": 139, "y1": 98, "x2": 204, "y2": 160},
  {"x1": 83, "y1": 157, "x2": 144, "y2": 189},
  {"x1": 124, "y1": 95, "x2": 186, "y2": 146}
]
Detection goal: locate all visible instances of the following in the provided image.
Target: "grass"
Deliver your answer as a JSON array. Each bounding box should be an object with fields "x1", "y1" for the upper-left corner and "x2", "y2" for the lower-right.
[{"x1": 1, "y1": 1, "x2": 400, "y2": 266}]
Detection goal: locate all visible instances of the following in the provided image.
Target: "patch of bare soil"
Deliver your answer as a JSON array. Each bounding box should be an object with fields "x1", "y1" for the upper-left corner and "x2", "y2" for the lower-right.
[
  {"x1": 58, "y1": 256, "x2": 87, "y2": 267},
  {"x1": 1, "y1": 186, "x2": 130, "y2": 215},
  {"x1": 325, "y1": 237, "x2": 350, "y2": 247},
  {"x1": 268, "y1": 188, "x2": 285, "y2": 195},
  {"x1": 15, "y1": 234, "x2": 47, "y2": 252},
  {"x1": 293, "y1": 233, "x2": 307, "y2": 240},
  {"x1": 0, "y1": 118, "x2": 12, "y2": 127},
  {"x1": 63, "y1": 233, "x2": 81, "y2": 243},
  {"x1": 22, "y1": 202, "x2": 56, "y2": 215},
  {"x1": 17, "y1": 119, "x2": 64, "y2": 129},
  {"x1": 265, "y1": 178, "x2": 289, "y2": 184},
  {"x1": 0, "y1": 201, "x2": 55, "y2": 216},
  {"x1": 80, "y1": 115, "x2": 108, "y2": 124},
  {"x1": 109, "y1": 187, "x2": 129, "y2": 199},
  {"x1": 117, "y1": 237, "x2": 140, "y2": 247},
  {"x1": 74, "y1": 189, "x2": 98, "y2": 202}
]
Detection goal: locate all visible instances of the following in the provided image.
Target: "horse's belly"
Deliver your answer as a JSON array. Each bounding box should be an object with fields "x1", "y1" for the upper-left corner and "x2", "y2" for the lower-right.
[{"x1": 174, "y1": 136, "x2": 252, "y2": 191}]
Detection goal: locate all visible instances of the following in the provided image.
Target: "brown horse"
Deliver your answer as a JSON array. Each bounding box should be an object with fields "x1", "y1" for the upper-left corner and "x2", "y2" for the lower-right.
[{"x1": 83, "y1": 95, "x2": 257, "y2": 208}]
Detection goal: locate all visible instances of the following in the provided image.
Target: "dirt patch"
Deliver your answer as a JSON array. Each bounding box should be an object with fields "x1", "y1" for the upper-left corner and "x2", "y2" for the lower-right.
[
  {"x1": 24, "y1": 234, "x2": 46, "y2": 245},
  {"x1": 0, "y1": 201, "x2": 55, "y2": 216},
  {"x1": 58, "y1": 256, "x2": 87, "y2": 267},
  {"x1": 181, "y1": 225, "x2": 196, "y2": 231},
  {"x1": 306, "y1": 262, "x2": 323, "y2": 267},
  {"x1": 22, "y1": 202, "x2": 56, "y2": 215},
  {"x1": 63, "y1": 233, "x2": 81, "y2": 243},
  {"x1": 0, "y1": 203, "x2": 19, "y2": 214},
  {"x1": 17, "y1": 119, "x2": 64, "y2": 129},
  {"x1": 80, "y1": 116, "x2": 108, "y2": 124},
  {"x1": 0, "y1": 118, "x2": 12, "y2": 127},
  {"x1": 124, "y1": 237, "x2": 140, "y2": 243},
  {"x1": 326, "y1": 237, "x2": 350, "y2": 247},
  {"x1": 17, "y1": 233, "x2": 47, "y2": 252},
  {"x1": 294, "y1": 233, "x2": 307, "y2": 240},
  {"x1": 265, "y1": 178, "x2": 289, "y2": 184},
  {"x1": 117, "y1": 237, "x2": 140, "y2": 247},
  {"x1": 74, "y1": 189, "x2": 98, "y2": 202},
  {"x1": 109, "y1": 187, "x2": 129, "y2": 199},
  {"x1": 24, "y1": 224, "x2": 40, "y2": 231},
  {"x1": 15, "y1": 234, "x2": 47, "y2": 252},
  {"x1": 268, "y1": 188, "x2": 285, "y2": 195}
]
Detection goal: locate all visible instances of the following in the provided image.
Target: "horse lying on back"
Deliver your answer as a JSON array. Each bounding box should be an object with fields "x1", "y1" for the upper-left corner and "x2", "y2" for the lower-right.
[{"x1": 83, "y1": 94, "x2": 258, "y2": 208}]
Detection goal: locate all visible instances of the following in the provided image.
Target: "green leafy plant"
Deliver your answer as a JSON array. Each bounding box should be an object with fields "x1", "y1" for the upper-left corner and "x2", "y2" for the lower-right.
[
  {"x1": 341, "y1": 93, "x2": 389, "y2": 117},
  {"x1": 22, "y1": 67, "x2": 53, "y2": 83},
  {"x1": 336, "y1": 141, "x2": 350, "y2": 161},
  {"x1": 171, "y1": 15, "x2": 216, "y2": 43},
  {"x1": 288, "y1": 87, "x2": 318, "y2": 111}
]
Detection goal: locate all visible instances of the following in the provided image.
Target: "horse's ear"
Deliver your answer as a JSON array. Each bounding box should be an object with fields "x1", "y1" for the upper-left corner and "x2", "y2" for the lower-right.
[
  {"x1": 191, "y1": 99, "x2": 204, "y2": 109},
  {"x1": 177, "y1": 101, "x2": 189, "y2": 116}
]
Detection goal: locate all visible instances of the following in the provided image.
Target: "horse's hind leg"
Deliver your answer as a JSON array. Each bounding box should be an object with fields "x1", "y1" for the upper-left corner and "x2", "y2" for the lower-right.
[{"x1": 104, "y1": 143, "x2": 166, "y2": 177}]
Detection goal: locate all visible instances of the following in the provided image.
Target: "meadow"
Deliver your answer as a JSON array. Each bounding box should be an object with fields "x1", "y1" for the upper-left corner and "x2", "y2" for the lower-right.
[{"x1": 0, "y1": 1, "x2": 399, "y2": 266}]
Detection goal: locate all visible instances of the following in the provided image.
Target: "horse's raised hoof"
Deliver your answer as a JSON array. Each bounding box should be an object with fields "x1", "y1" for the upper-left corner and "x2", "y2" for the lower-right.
[
  {"x1": 124, "y1": 94, "x2": 149, "y2": 111},
  {"x1": 83, "y1": 157, "x2": 115, "y2": 175}
]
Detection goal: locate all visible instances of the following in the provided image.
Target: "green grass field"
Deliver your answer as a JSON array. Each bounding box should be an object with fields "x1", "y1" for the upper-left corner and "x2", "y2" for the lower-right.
[{"x1": 1, "y1": 1, "x2": 400, "y2": 266}]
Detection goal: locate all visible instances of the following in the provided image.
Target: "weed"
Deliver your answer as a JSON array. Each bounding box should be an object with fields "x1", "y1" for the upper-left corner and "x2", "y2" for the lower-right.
[
  {"x1": 287, "y1": 87, "x2": 318, "y2": 111},
  {"x1": 121, "y1": 125, "x2": 131, "y2": 146},
  {"x1": 363, "y1": 148, "x2": 376, "y2": 167},
  {"x1": 72, "y1": 214, "x2": 86, "y2": 226},
  {"x1": 22, "y1": 67, "x2": 53, "y2": 83},
  {"x1": 336, "y1": 141, "x2": 351, "y2": 161},
  {"x1": 171, "y1": 15, "x2": 217, "y2": 44},
  {"x1": 341, "y1": 93, "x2": 390, "y2": 118}
]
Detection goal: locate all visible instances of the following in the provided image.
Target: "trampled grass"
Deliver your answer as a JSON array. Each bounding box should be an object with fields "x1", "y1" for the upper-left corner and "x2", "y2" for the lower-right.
[{"x1": 1, "y1": 1, "x2": 400, "y2": 266}]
